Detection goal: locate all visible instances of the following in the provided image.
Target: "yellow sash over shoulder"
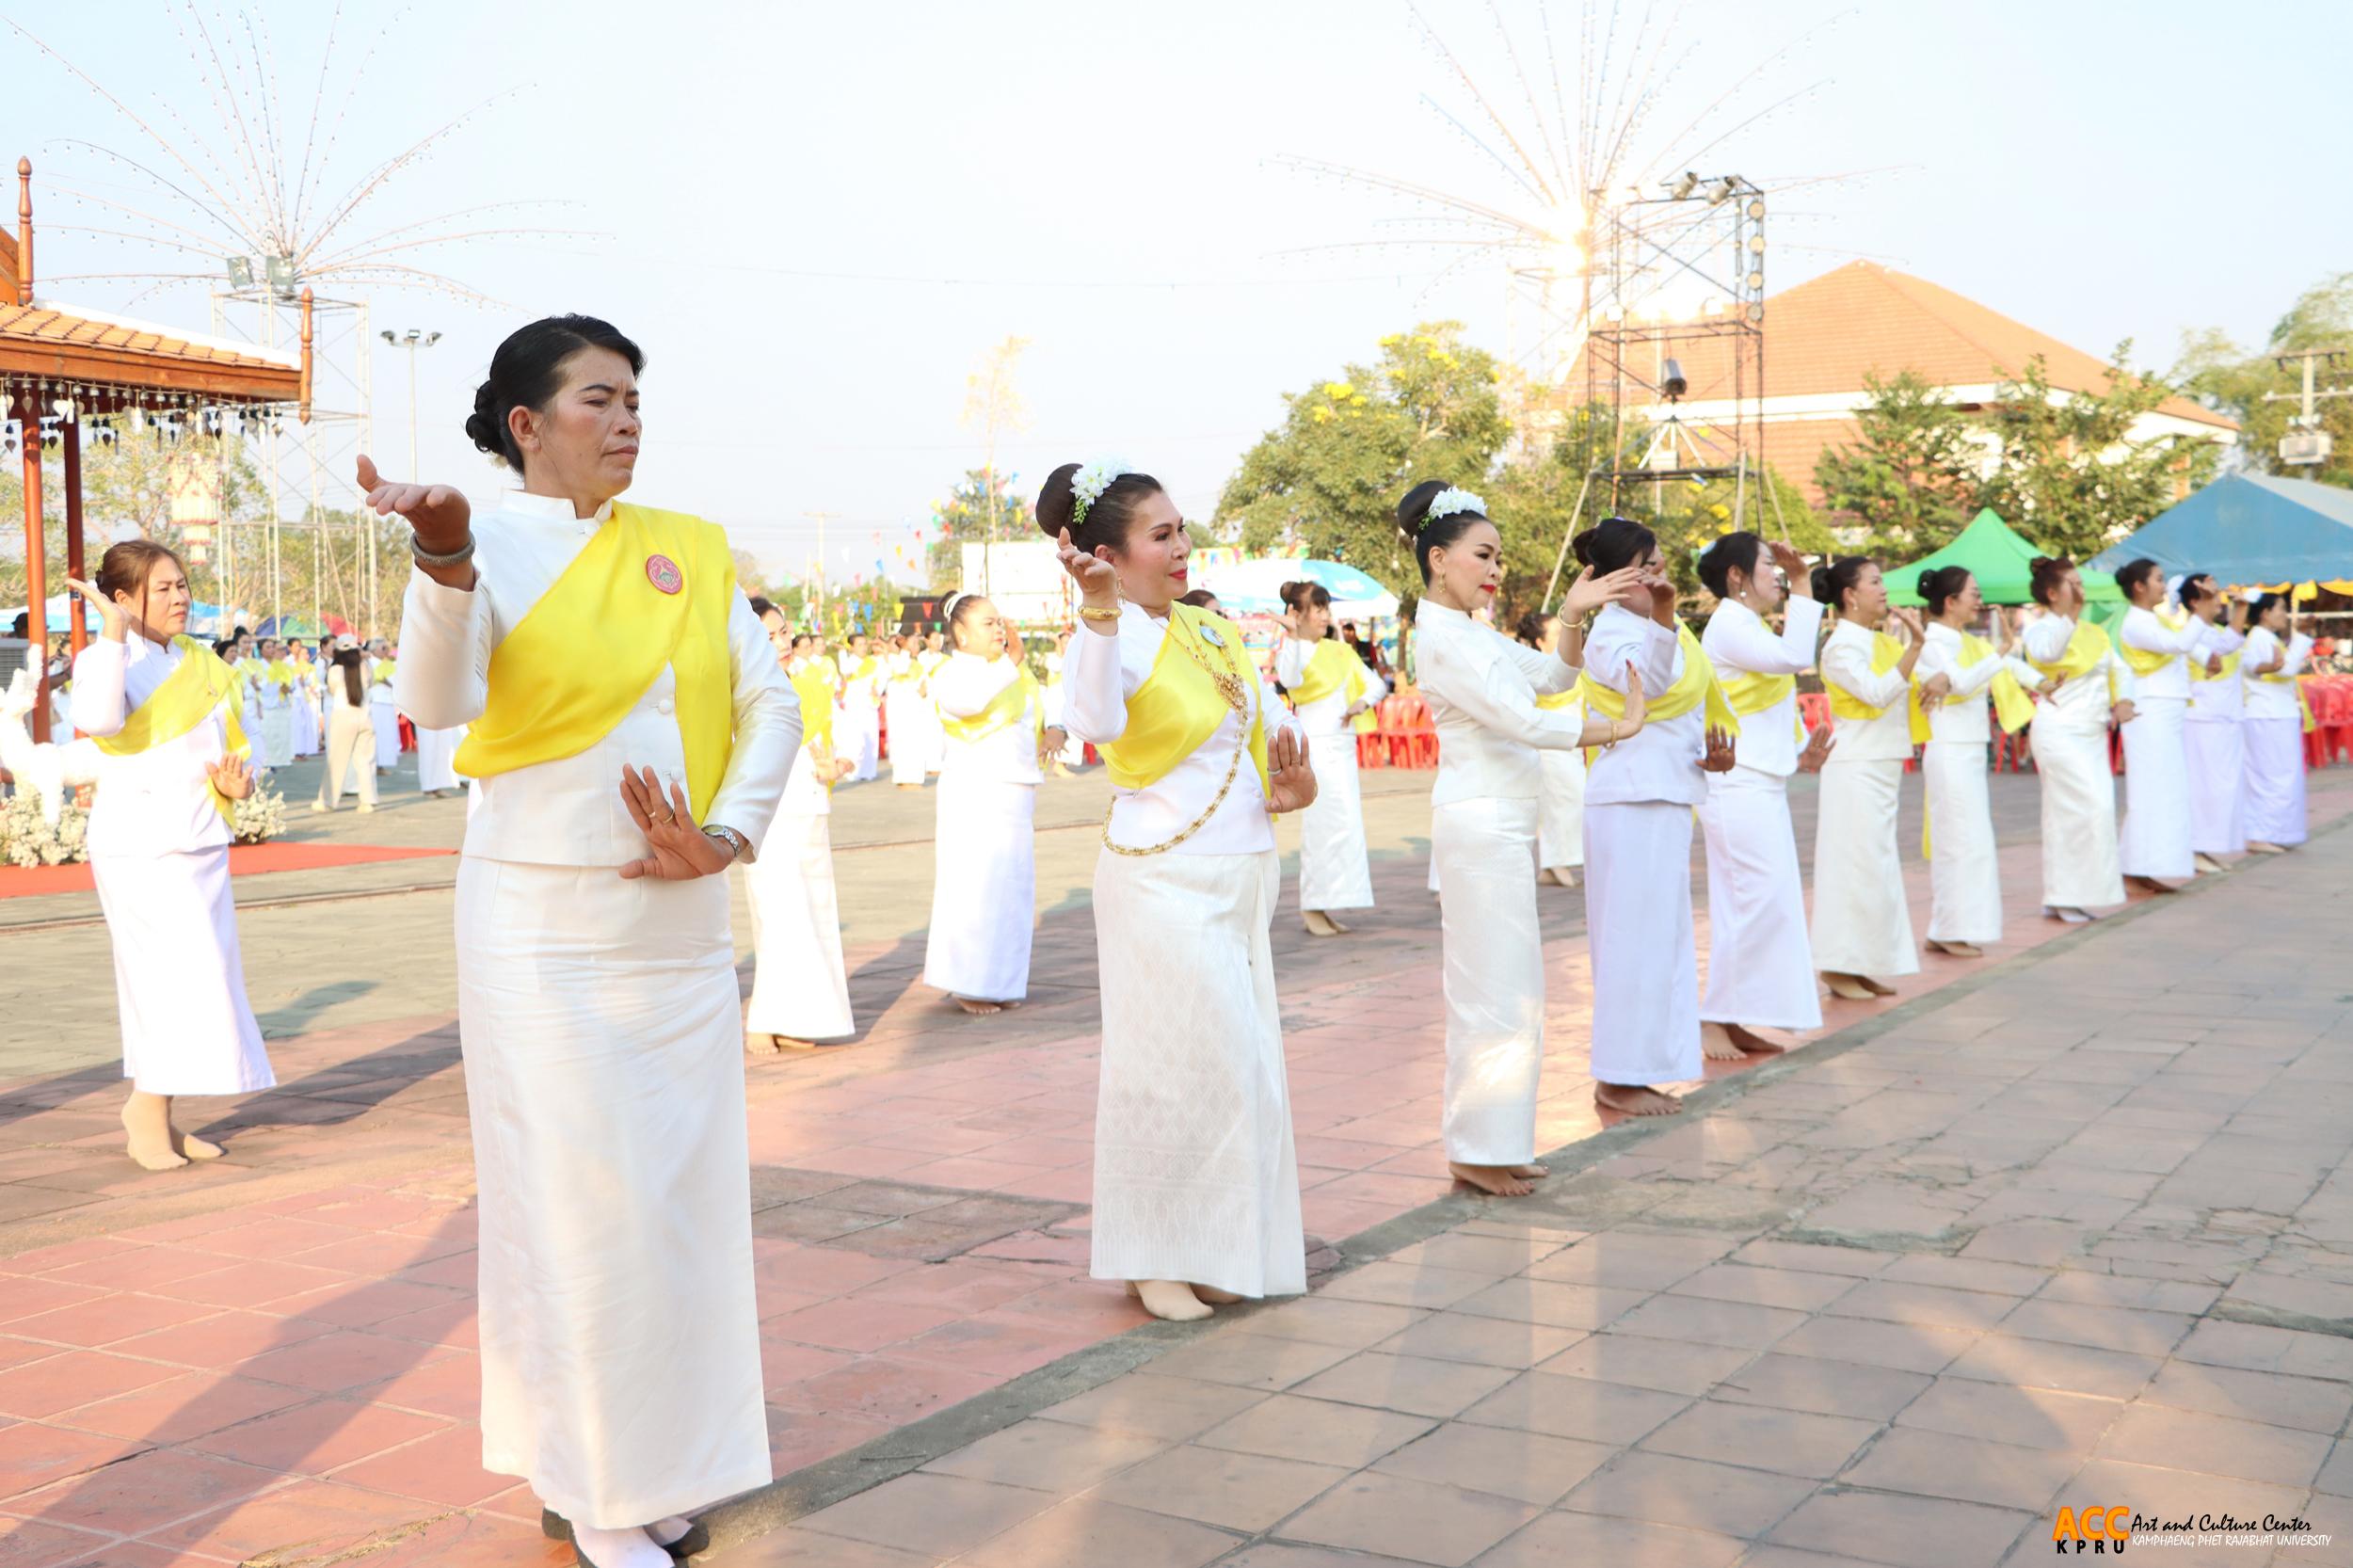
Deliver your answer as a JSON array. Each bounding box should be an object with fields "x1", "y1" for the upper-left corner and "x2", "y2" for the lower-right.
[
  {"x1": 1289, "y1": 639, "x2": 1368, "y2": 710},
  {"x1": 455, "y1": 502, "x2": 736, "y2": 819},
  {"x1": 1577, "y1": 619, "x2": 1738, "y2": 733},
  {"x1": 2117, "y1": 607, "x2": 2192, "y2": 678},
  {"x1": 1721, "y1": 670, "x2": 1801, "y2": 742},
  {"x1": 2256, "y1": 667, "x2": 2318, "y2": 732},
  {"x1": 789, "y1": 661, "x2": 840, "y2": 792},
  {"x1": 2190, "y1": 648, "x2": 2240, "y2": 682},
  {"x1": 1948, "y1": 632, "x2": 2036, "y2": 734},
  {"x1": 94, "y1": 635, "x2": 250, "y2": 823},
  {"x1": 941, "y1": 663, "x2": 1042, "y2": 744},
  {"x1": 1826, "y1": 631, "x2": 1909, "y2": 722},
  {"x1": 2029, "y1": 620, "x2": 2113, "y2": 688},
  {"x1": 1099, "y1": 603, "x2": 1268, "y2": 796}
]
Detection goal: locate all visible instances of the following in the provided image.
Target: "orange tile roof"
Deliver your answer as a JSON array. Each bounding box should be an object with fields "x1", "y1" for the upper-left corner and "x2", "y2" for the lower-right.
[{"x1": 0, "y1": 299, "x2": 300, "y2": 406}]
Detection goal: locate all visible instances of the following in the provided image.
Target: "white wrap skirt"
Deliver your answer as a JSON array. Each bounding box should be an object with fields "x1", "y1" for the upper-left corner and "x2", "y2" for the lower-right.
[
  {"x1": 1923, "y1": 742, "x2": 2002, "y2": 945},
  {"x1": 2243, "y1": 716, "x2": 2308, "y2": 846},
  {"x1": 886, "y1": 686, "x2": 925, "y2": 785},
  {"x1": 2185, "y1": 721, "x2": 2246, "y2": 856},
  {"x1": 456, "y1": 857, "x2": 768, "y2": 1528},
  {"x1": 371, "y1": 695, "x2": 401, "y2": 771},
  {"x1": 922, "y1": 775, "x2": 1036, "y2": 1002},
  {"x1": 259, "y1": 707, "x2": 294, "y2": 770},
  {"x1": 92, "y1": 847, "x2": 275, "y2": 1097},
  {"x1": 1697, "y1": 767, "x2": 1821, "y2": 1031},
  {"x1": 1433, "y1": 796, "x2": 1544, "y2": 1164},
  {"x1": 2119, "y1": 698, "x2": 2193, "y2": 879},
  {"x1": 1297, "y1": 731, "x2": 1374, "y2": 911},
  {"x1": 2030, "y1": 715, "x2": 2125, "y2": 909},
  {"x1": 1809, "y1": 759, "x2": 1920, "y2": 978},
  {"x1": 290, "y1": 691, "x2": 320, "y2": 756},
  {"x1": 744, "y1": 809, "x2": 855, "y2": 1041},
  {"x1": 1584, "y1": 800, "x2": 1702, "y2": 1086},
  {"x1": 1090, "y1": 848, "x2": 1304, "y2": 1299},
  {"x1": 1537, "y1": 748, "x2": 1585, "y2": 872},
  {"x1": 415, "y1": 725, "x2": 464, "y2": 793}
]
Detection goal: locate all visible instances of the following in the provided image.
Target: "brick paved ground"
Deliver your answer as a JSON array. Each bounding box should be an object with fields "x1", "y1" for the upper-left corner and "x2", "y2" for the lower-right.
[{"x1": 0, "y1": 759, "x2": 2345, "y2": 1565}]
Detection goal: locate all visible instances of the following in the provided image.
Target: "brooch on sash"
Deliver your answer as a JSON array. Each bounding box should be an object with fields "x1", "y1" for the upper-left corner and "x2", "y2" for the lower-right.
[
  {"x1": 1198, "y1": 623, "x2": 1225, "y2": 648},
  {"x1": 646, "y1": 554, "x2": 683, "y2": 595}
]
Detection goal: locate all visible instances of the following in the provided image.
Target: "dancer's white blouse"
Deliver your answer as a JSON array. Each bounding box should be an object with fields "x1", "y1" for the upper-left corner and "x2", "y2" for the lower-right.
[
  {"x1": 394, "y1": 490, "x2": 800, "y2": 867},
  {"x1": 1915, "y1": 622, "x2": 2039, "y2": 744},
  {"x1": 1411, "y1": 600, "x2": 1579, "y2": 804},
  {"x1": 1700, "y1": 597, "x2": 1824, "y2": 776},
  {"x1": 1819, "y1": 619, "x2": 1917, "y2": 761},
  {"x1": 933, "y1": 652, "x2": 1044, "y2": 784},
  {"x1": 2185, "y1": 625, "x2": 2248, "y2": 721},
  {"x1": 1063, "y1": 602, "x2": 1295, "y2": 856},
  {"x1": 1581, "y1": 604, "x2": 1701, "y2": 807},
  {"x1": 2119, "y1": 606, "x2": 2210, "y2": 701},
  {"x1": 2242, "y1": 628, "x2": 2313, "y2": 721},
  {"x1": 70, "y1": 634, "x2": 238, "y2": 858},
  {"x1": 1273, "y1": 638, "x2": 1389, "y2": 740},
  {"x1": 2020, "y1": 614, "x2": 2135, "y2": 726}
]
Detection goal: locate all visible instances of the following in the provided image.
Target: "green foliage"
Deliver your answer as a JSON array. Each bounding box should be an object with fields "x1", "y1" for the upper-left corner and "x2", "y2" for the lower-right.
[
  {"x1": 2175, "y1": 272, "x2": 2353, "y2": 489},
  {"x1": 926, "y1": 468, "x2": 1033, "y2": 584},
  {"x1": 1812, "y1": 369, "x2": 1982, "y2": 559},
  {"x1": 1217, "y1": 324, "x2": 1511, "y2": 600}
]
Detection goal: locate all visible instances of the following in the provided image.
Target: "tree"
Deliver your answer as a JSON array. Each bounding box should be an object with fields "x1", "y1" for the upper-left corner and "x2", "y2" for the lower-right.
[
  {"x1": 1218, "y1": 324, "x2": 1512, "y2": 600},
  {"x1": 925, "y1": 468, "x2": 1036, "y2": 584},
  {"x1": 1812, "y1": 369, "x2": 1982, "y2": 560},
  {"x1": 1977, "y1": 347, "x2": 2217, "y2": 561},
  {"x1": 2175, "y1": 272, "x2": 2353, "y2": 489}
]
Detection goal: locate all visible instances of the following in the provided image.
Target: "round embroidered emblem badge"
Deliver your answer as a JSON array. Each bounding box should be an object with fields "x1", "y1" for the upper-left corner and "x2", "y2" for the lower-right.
[
  {"x1": 1198, "y1": 623, "x2": 1225, "y2": 648},
  {"x1": 646, "y1": 554, "x2": 683, "y2": 595}
]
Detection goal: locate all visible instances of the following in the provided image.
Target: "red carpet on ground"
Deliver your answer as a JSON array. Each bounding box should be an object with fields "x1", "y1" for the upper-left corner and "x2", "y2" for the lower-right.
[{"x1": 0, "y1": 841, "x2": 452, "y2": 898}]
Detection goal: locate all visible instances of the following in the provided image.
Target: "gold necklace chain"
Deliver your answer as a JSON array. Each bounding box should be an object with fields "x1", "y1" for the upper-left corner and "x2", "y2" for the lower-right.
[{"x1": 1101, "y1": 608, "x2": 1255, "y2": 856}]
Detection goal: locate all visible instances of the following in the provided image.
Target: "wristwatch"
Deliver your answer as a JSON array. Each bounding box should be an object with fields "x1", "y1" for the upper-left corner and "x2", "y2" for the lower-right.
[{"x1": 702, "y1": 824, "x2": 751, "y2": 863}]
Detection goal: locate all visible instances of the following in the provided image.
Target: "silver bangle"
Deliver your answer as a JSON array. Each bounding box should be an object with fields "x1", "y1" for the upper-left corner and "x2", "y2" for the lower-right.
[
  {"x1": 410, "y1": 532, "x2": 476, "y2": 569},
  {"x1": 703, "y1": 824, "x2": 749, "y2": 863}
]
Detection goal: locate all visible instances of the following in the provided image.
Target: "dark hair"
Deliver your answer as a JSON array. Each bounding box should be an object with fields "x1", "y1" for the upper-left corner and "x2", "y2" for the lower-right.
[
  {"x1": 2249, "y1": 591, "x2": 2290, "y2": 624},
  {"x1": 1696, "y1": 532, "x2": 1766, "y2": 600},
  {"x1": 1513, "y1": 610, "x2": 1551, "y2": 648},
  {"x1": 465, "y1": 314, "x2": 646, "y2": 472},
  {"x1": 747, "y1": 595, "x2": 777, "y2": 620},
  {"x1": 95, "y1": 539, "x2": 186, "y2": 631},
  {"x1": 1279, "y1": 579, "x2": 1331, "y2": 615},
  {"x1": 946, "y1": 592, "x2": 989, "y2": 649},
  {"x1": 2178, "y1": 570, "x2": 2217, "y2": 612},
  {"x1": 1811, "y1": 555, "x2": 1879, "y2": 611},
  {"x1": 2028, "y1": 554, "x2": 2076, "y2": 607},
  {"x1": 1035, "y1": 463, "x2": 1166, "y2": 555},
  {"x1": 1176, "y1": 587, "x2": 1223, "y2": 611},
  {"x1": 791, "y1": 632, "x2": 813, "y2": 651},
  {"x1": 331, "y1": 646, "x2": 365, "y2": 707},
  {"x1": 1395, "y1": 480, "x2": 1492, "y2": 584},
  {"x1": 1571, "y1": 515, "x2": 1658, "y2": 578},
  {"x1": 213, "y1": 636, "x2": 238, "y2": 660},
  {"x1": 2115, "y1": 557, "x2": 2164, "y2": 601},
  {"x1": 1921, "y1": 565, "x2": 1974, "y2": 618}
]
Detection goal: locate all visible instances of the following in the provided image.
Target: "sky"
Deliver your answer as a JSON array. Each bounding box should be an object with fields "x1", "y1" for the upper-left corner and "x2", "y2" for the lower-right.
[{"x1": 8, "y1": 0, "x2": 2349, "y2": 585}]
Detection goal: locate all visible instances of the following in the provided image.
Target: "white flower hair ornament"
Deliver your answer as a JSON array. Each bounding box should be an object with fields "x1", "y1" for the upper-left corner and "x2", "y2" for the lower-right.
[
  {"x1": 1070, "y1": 457, "x2": 1134, "y2": 532},
  {"x1": 1424, "y1": 487, "x2": 1486, "y2": 526}
]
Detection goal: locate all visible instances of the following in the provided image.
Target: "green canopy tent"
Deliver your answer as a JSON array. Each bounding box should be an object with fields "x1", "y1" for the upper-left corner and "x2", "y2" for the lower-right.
[{"x1": 1883, "y1": 507, "x2": 2121, "y2": 616}]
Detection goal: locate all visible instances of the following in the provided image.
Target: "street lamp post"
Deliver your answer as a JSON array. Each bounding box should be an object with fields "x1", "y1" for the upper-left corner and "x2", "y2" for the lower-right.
[{"x1": 376, "y1": 328, "x2": 439, "y2": 637}]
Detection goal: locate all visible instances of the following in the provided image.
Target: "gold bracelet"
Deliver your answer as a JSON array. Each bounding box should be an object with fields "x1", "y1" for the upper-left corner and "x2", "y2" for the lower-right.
[{"x1": 1078, "y1": 605, "x2": 1122, "y2": 621}]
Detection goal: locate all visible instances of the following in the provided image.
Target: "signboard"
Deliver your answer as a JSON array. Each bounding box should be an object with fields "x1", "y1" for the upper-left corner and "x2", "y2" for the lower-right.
[{"x1": 959, "y1": 539, "x2": 1073, "y2": 627}]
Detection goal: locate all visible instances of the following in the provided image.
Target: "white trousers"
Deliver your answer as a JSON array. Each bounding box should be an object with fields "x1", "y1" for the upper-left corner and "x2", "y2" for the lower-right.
[
  {"x1": 1698, "y1": 767, "x2": 1821, "y2": 1031},
  {"x1": 1297, "y1": 732, "x2": 1374, "y2": 911},
  {"x1": 315, "y1": 707, "x2": 378, "y2": 809},
  {"x1": 922, "y1": 775, "x2": 1036, "y2": 1002},
  {"x1": 2185, "y1": 720, "x2": 2246, "y2": 856},
  {"x1": 456, "y1": 858, "x2": 768, "y2": 1528},
  {"x1": 1536, "y1": 748, "x2": 1585, "y2": 872},
  {"x1": 2119, "y1": 698, "x2": 2193, "y2": 879},
  {"x1": 2031, "y1": 716, "x2": 2124, "y2": 909},
  {"x1": 1584, "y1": 800, "x2": 1702, "y2": 1086},
  {"x1": 744, "y1": 808, "x2": 854, "y2": 1040},
  {"x1": 2243, "y1": 717, "x2": 2308, "y2": 846},
  {"x1": 1090, "y1": 849, "x2": 1304, "y2": 1299},
  {"x1": 1433, "y1": 796, "x2": 1543, "y2": 1164},
  {"x1": 92, "y1": 846, "x2": 275, "y2": 1096},
  {"x1": 1810, "y1": 760, "x2": 1920, "y2": 978},
  {"x1": 371, "y1": 696, "x2": 401, "y2": 771},
  {"x1": 1923, "y1": 742, "x2": 2002, "y2": 945}
]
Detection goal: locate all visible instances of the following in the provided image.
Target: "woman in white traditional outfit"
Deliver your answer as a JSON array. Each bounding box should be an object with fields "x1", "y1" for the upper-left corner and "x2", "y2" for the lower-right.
[
  {"x1": 1407, "y1": 484, "x2": 1645, "y2": 1190},
  {"x1": 1913, "y1": 566, "x2": 2041, "y2": 958},
  {"x1": 884, "y1": 632, "x2": 925, "y2": 788},
  {"x1": 2019, "y1": 557, "x2": 2135, "y2": 921},
  {"x1": 1511, "y1": 613, "x2": 1587, "y2": 888},
  {"x1": 289, "y1": 645, "x2": 322, "y2": 758},
  {"x1": 1694, "y1": 532, "x2": 1833, "y2": 1057},
  {"x1": 1038, "y1": 629, "x2": 1084, "y2": 776},
  {"x1": 252, "y1": 640, "x2": 296, "y2": 770},
  {"x1": 312, "y1": 641, "x2": 378, "y2": 812},
  {"x1": 1811, "y1": 558, "x2": 1946, "y2": 999},
  {"x1": 2114, "y1": 557, "x2": 2217, "y2": 891},
  {"x1": 1274, "y1": 580, "x2": 1388, "y2": 936},
  {"x1": 2176, "y1": 572, "x2": 2249, "y2": 873},
  {"x1": 1048, "y1": 457, "x2": 1319, "y2": 1325},
  {"x1": 921, "y1": 594, "x2": 1060, "y2": 1013},
  {"x1": 2240, "y1": 592, "x2": 2312, "y2": 854},
  {"x1": 368, "y1": 315, "x2": 796, "y2": 1568},
  {"x1": 744, "y1": 598, "x2": 856, "y2": 1051},
  {"x1": 1577, "y1": 517, "x2": 1739, "y2": 1117},
  {"x1": 365, "y1": 640, "x2": 402, "y2": 776},
  {"x1": 413, "y1": 718, "x2": 464, "y2": 798},
  {"x1": 835, "y1": 632, "x2": 882, "y2": 782},
  {"x1": 64, "y1": 544, "x2": 273, "y2": 1172}
]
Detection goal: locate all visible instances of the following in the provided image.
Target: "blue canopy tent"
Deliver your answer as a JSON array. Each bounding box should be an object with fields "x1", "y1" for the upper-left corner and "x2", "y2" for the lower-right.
[{"x1": 2089, "y1": 472, "x2": 2353, "y2": 591}]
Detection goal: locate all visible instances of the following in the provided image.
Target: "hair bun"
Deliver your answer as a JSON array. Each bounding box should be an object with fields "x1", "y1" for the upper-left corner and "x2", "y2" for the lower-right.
[
  {"x1": 1035, "y1": 463, "x2": 1080, "y2": 540},
  {"x1": 1570, "y1": 528, "x2": 1598, "y2": 568},
  {"x1": 1395, "y1": 478, "x2": 1448, "y2": 544},
  {"x1": 1810, "y1": 564, "x2": 1838, "y2": 605},
  {"x1": 464, "y1": 379, "x2": 504, "y2": 459}
]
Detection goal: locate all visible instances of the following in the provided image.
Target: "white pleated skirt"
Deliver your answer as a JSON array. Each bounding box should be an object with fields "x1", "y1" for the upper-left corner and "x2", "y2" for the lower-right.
[
  {"x1": 1584, "y1": 800, "x2": 1701, "y2": 1087},
  {"x1": 91, "y1": 847, "x2": 275, "y2": 1097},
  {"x1": 1297, "y1": 732, "x2": 1374, "y2": 911},
  {"x1": 1537, "y1": 748, "x2": 1585, "y2": 872},
  {"x1": 1809, "y1": 760, "x2": 1920, "y2": 979},
  {"x1": 1923, "y1": 742, "x2": 2002, "y2": 944},
  {"x1": 2184, "y1": 721, "x2": 2246, "y2": 856},
  {"x1": 1697, "y1": 767, "x2": 1821, "y2": 1031},
  {"x1": 455, "y1": 857, "x2": 768, "y2": 1528},
  {"x1": 922, "y1": 775, "x2": 1036, "y2": 1002},
  {"x1": 1433, "y1": 796, "x2": 1544, "y2": 1164},
  {"x1": 2031, "y1": 716, "x2": 2124, "y2": 909},
  {"x1": 2119, "y1": 699, "x2": 2192, "y2": 879},
  {"x1": 744, "y1": 809, "x2": 855, "y2": 1040},
  {"x1": 1090, "y1": 849, "x2": 1304, "y2": 1299},
  {"x1": 2243, "y1": 717, "x2": 2308, "y2": 846}
]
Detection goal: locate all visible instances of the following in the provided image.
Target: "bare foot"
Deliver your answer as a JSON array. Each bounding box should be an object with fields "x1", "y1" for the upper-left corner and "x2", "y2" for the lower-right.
[
  {"x1": 1857, "y1": 975, "x2": 1897, "y2": 997},
  {"x1": 2248, "y1": 840, "x2": 2286, "y2": 855},
  {"x1": 172, "y1": 1128, "x2": 225, "y2": 1160},
  {"x1": 2127, "y1": 875, "x2": 2179, "y2": 895},
  {"x1": 1594, "y1": 1082, "x2": 1684, "y2": 1116},
  {"x1": 953, "y1": 997, "x2": 1005, "y2": 1016},
  {"x1": 1510, "y1": 1163, "x2": 1549, "y2": 1178},
  {"x1": 1128, "y1": 1279, "x2": 1213, "y2": 1321},
  {"x1": 1710, "y1": 1022, "x2": 1785, "y2": 1056},
  {"x1": 121, "y1": 1095, "x2": 188, "y2": 1172},
  {"x1": 2194, "y1": 853, "x2": 2229, "y2": 874},
  {"x1": 745, "y1": 1032, "x2": 782, "y2": 1055},
  {"x1": 1821, "y1": 971, "x2": 1875, "y2": 1001},
  {"x1": 1191, "y1": 1284, "x2": 1245, "y2": 1304},
  {"x1": 1449, "y1": 1161, "x2": 1535, "y2": 1197},
  {"x1": 1925, "y1": 938, "x2": 1982, "y2": 958},
  {"x1": 896, "y1": 783, "x2": 922, "y2": 791},
  {"x1": 1303, "y1": 909, "x2": 1343, "y2": 936},
  {"x1": 1701, "y1": 1022, "x2": 1746, "y2": 1062}
]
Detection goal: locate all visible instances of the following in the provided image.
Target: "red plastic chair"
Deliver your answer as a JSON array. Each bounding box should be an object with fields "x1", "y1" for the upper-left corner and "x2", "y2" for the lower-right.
[{"x1": 1385, "y1": 692, "x2": 1438, "y2": 769}]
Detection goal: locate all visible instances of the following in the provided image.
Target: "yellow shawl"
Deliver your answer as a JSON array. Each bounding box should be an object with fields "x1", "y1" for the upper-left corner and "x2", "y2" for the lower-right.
[
  {"x1": 941, "y1": 662, "x2": 1042, "y2": 744},
  {"x1": 1099, "y1": 603, "x2": 1268, "y2": 796},
  {"x1": 93, "y1": 635, "x2": 250, "y2": 823}
]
